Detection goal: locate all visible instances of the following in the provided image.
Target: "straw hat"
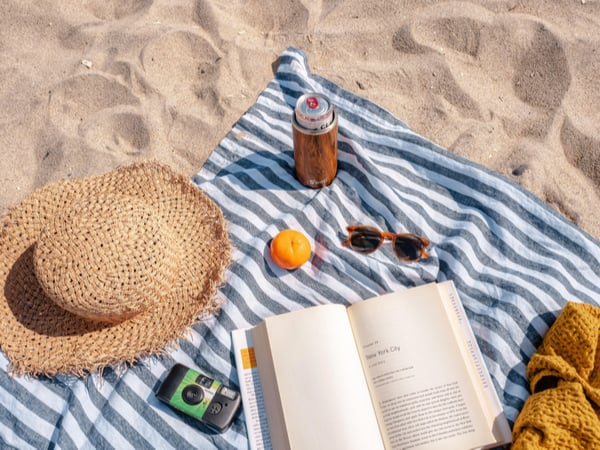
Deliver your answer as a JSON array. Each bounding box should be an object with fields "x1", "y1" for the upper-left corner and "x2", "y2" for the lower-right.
[{"x1": 0, "y1": 161, "x2": 231, "y2": 377}]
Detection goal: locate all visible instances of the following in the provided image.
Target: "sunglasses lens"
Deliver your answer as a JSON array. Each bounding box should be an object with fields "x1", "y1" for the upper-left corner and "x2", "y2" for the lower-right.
[
  {"x1": 349, "y1": 228, "x2": 382, "y2": 253},
  {"x1": 394, "y1": 235, "x2": 424, "y2": 261}
]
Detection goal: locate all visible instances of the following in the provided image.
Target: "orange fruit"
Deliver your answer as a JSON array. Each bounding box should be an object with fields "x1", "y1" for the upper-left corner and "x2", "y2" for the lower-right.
[{"x1": 270, "y1": 229, "x2": 311, "y2": 270}]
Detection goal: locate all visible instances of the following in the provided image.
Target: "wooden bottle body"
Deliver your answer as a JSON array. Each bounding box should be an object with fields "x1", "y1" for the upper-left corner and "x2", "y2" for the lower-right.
[{"x1": 292, "y1": 111, "x2": 338, "y2": 188}]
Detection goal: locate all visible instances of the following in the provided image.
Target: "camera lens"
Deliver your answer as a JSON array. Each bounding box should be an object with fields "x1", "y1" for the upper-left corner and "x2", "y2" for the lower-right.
[{"x1": 182, "y1": 385, "x2": 204, "y2": 405}]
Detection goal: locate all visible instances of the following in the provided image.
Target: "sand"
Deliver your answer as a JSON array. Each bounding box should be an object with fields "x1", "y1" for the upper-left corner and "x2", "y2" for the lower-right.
[{"x1": 1, "y1": 1, "x2": 600, "y2": 240}]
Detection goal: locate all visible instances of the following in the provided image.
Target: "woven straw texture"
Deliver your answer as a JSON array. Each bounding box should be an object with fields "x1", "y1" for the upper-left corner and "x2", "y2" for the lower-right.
[
  {"x1": 0, "y1": 161, "x2": 231, "y2": 377},
  {"x1": 512, "y1": 302, "x2": 600, "y2": 449}
]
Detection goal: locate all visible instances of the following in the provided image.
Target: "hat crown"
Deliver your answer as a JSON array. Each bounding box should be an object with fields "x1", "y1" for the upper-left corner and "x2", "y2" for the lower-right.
[{"x1": 33, "y1": 197, "x2": 181, "y2": 323}]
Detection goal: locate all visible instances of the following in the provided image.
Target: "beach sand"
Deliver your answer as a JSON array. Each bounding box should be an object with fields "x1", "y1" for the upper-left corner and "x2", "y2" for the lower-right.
[{"x1": 2, "y1": 1, "x2": 599, "y2": 239}]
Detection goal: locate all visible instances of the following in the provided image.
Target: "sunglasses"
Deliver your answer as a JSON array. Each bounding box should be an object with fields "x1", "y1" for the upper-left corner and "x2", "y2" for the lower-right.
[{"x1": 342, "y1": 225, "x2": 430, "y2": 262}]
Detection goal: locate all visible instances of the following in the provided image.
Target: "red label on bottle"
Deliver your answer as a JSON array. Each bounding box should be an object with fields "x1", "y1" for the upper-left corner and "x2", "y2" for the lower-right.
[{"x1": 306, "y1": 97, "x2": 319, "y2": 109}]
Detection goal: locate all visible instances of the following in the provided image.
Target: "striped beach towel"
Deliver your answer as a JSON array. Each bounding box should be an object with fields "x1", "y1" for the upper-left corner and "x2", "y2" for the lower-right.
[{"x1": 2, "y1": 47, "x2": 600, "y2": 449}]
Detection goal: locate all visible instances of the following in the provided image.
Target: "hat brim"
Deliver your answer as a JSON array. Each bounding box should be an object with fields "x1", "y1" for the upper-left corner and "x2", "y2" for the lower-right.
[{"x1": 0, "y1": 162, "x2": 231, "y2": 377}]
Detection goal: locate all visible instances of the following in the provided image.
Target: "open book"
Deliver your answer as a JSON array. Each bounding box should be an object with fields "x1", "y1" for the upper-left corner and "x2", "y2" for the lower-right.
[{"x1": 232, "y1": 281, "x2": 512, "y2": 450}]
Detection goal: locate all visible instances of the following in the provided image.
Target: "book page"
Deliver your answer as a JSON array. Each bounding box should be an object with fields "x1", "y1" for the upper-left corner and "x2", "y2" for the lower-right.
[
  {"x1": 438, "y1": 282, "x2": 512, "y2": 446},
  {"x1": 347, "y1": 283, "x2": 498, "y2": 450},
  {"x1": 252, "y1": 304, "x2": 384, "y2": 450}
]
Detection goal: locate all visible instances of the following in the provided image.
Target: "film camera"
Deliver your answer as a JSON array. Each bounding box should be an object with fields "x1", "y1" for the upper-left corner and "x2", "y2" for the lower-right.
[{"x1": 156, "y1": 363, "x2": 241, "y2": 432}]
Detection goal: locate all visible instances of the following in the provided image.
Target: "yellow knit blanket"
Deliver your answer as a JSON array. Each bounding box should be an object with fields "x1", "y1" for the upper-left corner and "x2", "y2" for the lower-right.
[{"x1": 512, "y1": 302, "x2": 600, "y2": 449}]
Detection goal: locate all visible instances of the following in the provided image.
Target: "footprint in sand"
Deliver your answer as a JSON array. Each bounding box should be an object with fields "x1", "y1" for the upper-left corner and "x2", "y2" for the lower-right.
[
  {"x1": 558, "y1": 31, "x2": 600, "y2": 192},
  {"x1": 166, "y1": 113, "x2": 215, "y2": 164},
  {"x1": 81, "y1": 111, "x2": 151, "y2": 156},
  {"x1": 192, "y1": 0, "x2": 220, "y2": 37},
  {"x1": 85, "y1": 0, "x2": 153, "y2": 20},
  {"x1": 561, "y1": 116, "x2": 600, "y2": 188},
  {"x1": 141, "y1": 31, "x2": 222, "y2": 114},
  {"x1": 503, "y1": 22, "x2": 570, "y2": 140},
  {"x1": 392, "y1": 14, "x2": 484, "y2": 120},
  {"x1": 48, "y1": 73, "x2": 151, "y2": 157},
  {"x1": 394, "y1": 16, "x2": 482, "y2": 58},
  {"x1": 48, "y1": 73, "x2": 140, "y2": 136},
  {"x1": 140, "y1": 30, "x2": 227, "y2": 160},
  {"x1": 512, "y1": 23, "x2": 570, "y2": 110},
  {"x1": 233, "y1": 0, "x2": 309, "y2": 32}
]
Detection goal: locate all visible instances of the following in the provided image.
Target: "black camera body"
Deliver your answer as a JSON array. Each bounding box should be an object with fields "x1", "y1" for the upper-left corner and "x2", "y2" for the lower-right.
[{"x1": 156, "y1": 363, "x2": 241, "y2": 432}]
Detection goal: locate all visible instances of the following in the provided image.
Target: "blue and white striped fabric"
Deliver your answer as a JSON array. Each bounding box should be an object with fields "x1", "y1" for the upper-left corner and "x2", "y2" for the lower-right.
[{"x1": 2, "y1": 46, "x2": 600, "y2": 449}]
